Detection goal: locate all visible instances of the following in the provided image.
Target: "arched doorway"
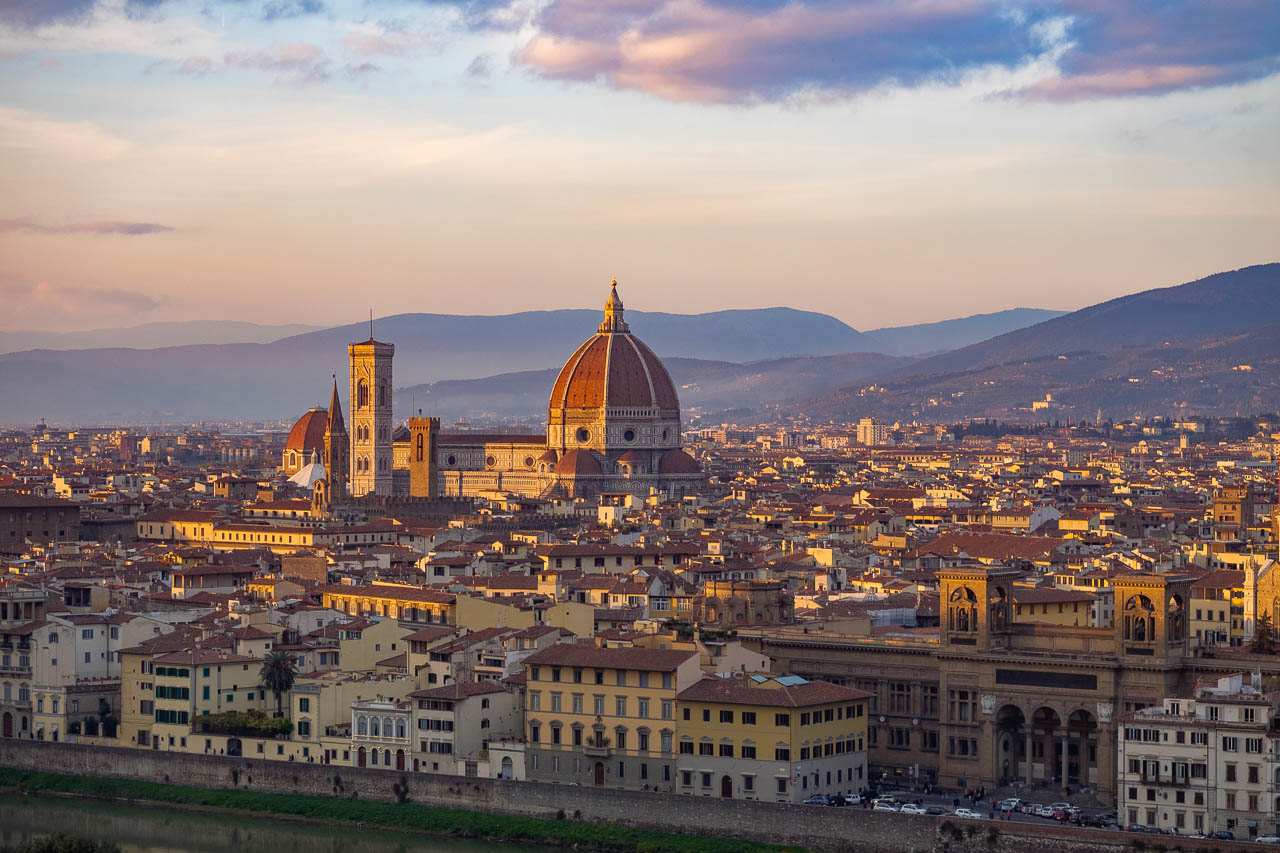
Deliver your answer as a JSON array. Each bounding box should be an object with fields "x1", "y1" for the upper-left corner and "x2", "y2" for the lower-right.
[
  {"x1": 500, "y1": 756, "x2": 513, "y2": 780},
  {"x1": 1031, "y1": 707, "x2": 1064, "y2": 785},
  {"x1": 2, "y1": 712, "x2": 11, "y2": 738},
  {"x1": 1066, "y1": 709, "x2": 1098, "y2": 786},
  {"x1": 720, "y1": 775, "x2": 732, "y2": 798},
  {"x1": 994, "y1": 705, "x2": 1026, "y2": 785},
  {"x1": 396, "y1": 749, "x2": 405, "y2": 771},
  {"x1": 594, "y1": 762, "x2": 605, "y2": 786},
  {"x1": 357, "y1": 747, "x2": 366, "y2": 768},
  {"x1": 226, "y1": 738, "x2": 242, "y2": 757}
]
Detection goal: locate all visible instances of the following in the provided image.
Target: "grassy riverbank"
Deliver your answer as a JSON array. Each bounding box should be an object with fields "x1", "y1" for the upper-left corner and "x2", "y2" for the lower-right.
[{"x1": 0, "y1": 769, "x2": 809, "y2": 853}]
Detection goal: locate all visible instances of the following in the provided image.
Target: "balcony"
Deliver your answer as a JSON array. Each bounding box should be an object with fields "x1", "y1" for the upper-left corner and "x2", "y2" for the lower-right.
[{"x1": 583, "y1": 736, "x2": 611, "y2": 757}]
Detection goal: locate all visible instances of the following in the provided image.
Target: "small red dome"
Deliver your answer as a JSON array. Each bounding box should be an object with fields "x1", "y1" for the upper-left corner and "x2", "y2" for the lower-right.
[
  {"x1": 555, "y1": 449, "x2": 602, "y2": 476},
  {"x1": 616, "y1": 450, "x2": 646, "y2": 465},
  {"x1": 286, "y1": 409, "x2": 328, "y2": 453},
  {"x1": 658, "y1": 448, "x2": 700, "y2": 475}
]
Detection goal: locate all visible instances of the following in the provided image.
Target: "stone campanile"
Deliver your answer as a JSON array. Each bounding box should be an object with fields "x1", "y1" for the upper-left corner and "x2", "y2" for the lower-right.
[{"x1": 348, "y1": 322, "x2": 395, "y2": 497}]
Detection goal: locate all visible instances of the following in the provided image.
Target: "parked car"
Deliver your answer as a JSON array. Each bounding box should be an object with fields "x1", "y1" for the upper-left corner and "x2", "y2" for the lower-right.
[
  {"x1": 1078, "y1": 813, "x2": 1115, "y2": 828},
  {"x1": 803, "y1": 794, "x2": 830, "y2": 806},
  {"x1": 925, "y1": 806, "x2": 949, "y2": 816},
  {"x1": 873, "y1": 800, "x2": 900, "y2": 812},
  {"x1": 998, "y1": 798, "x2": 1021, "y2": 811},
  {"x1": 1255, "y1": 835, "x2": 1280, "y2": 844},
  {"x1": 1211, "y1": 830, "x2": 1235, "y2": 840},
  {"x1": 826, "y1": 794, "x2": 848, "y2": 806},
  {"x1": 843, "y1": 794, "x2": 864, "y2": 806},
  {"x1": 954, "y1": 808, "x2": 983, "y2": 819},
  {"x1": 899, "y1": 804, "x2": 928, "y2": 815},
  {"x1": 1049, "y1": 802, "x2": 1075, "y2": 814},
  {"x1": 1034, "y1": 804, "x2": 1056, "y2": 818},
  {"x1": 1127, "y1": 824, "x2": 1160, "y2": 834}
]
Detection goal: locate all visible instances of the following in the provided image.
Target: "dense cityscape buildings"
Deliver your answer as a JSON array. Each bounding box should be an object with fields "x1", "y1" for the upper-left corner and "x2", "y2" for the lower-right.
[{"x1": 3, "y1": 284, "x2": 1280, "y2": 844}]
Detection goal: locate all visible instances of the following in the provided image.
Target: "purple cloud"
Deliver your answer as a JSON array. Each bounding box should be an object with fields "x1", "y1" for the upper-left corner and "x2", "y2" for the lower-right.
[
  {"x1": 0, "y1": 218, "x2": 175, "y2": 235},
  {"x1": 224, "y1": 42, "x2": 330, "y2": 82},
  {"x1": 0, "y1": 0, "x2": 163, "y2": 27},
  {"x1": 419, "y1": 0, "x2": 1280, "y2": 103}
]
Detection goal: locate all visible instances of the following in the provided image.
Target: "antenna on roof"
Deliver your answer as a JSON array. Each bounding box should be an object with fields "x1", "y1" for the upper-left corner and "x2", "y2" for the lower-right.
[{"x1": 369, "y1": 309, "x2": 374, "y2": 340}]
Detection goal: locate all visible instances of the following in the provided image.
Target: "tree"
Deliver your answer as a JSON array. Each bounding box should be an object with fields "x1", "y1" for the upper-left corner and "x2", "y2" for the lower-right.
[
  {"x1": 259, "y1": 650, "x2": 298, "y2": 718},
  {"x1": 1250, "y1": 612, "x2": 1276, "y2": 654}
]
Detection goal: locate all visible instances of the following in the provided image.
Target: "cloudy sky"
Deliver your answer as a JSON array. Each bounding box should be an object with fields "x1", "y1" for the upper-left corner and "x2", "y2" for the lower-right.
[{"x1": 1, "y1": 0, "x2": 1277, "y2": 332}]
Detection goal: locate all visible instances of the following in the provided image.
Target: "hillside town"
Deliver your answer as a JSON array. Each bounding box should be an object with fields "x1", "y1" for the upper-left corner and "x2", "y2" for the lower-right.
[{"x1": 4, "y1": 292, "x2": 1280, "y2": 844}]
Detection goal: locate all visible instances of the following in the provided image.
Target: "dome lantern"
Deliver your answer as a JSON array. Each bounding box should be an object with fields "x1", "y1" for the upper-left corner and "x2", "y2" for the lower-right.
[{"x1": 599, "y1": 279, "x2": 628, "y2": 333}]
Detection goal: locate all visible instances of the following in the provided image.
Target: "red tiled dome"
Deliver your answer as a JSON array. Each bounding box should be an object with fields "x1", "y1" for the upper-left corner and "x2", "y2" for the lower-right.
[
  {"x1": 658, "y1": 448, "x2": 700, "y2": 475},
  {"x1": 616, "y1": 450, "x2": 645, "y2": 465},
  {"x1": 549, "y1": 284, "x2": 679, "y2": 413},
  {"x1": 286, "y1": 409, "x2": 328, "y2": 453},
  {"x1": 555, "y1": 449, "x2": 602, "y2": 476}
]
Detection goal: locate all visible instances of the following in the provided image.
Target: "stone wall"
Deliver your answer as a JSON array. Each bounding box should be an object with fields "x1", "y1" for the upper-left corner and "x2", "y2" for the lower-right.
[
  {"x1": 0, "y1": 740, "x2": 931, "y2": 853},
  {"x1": 4, "y1": 741, "x2": 1255, "y2": 853}
]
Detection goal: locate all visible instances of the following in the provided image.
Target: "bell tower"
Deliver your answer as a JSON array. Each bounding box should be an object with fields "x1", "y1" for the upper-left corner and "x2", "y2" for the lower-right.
[
  {"x1": 348, "y1": 319, "x2": 395, "y2": 497},
  {"x1": 324, "y1": 376, "x2": 348, "y2": 501},
  {"x1": 937, "y1": 567, "x2": 1017, "y2": 651},
  {"x1": 408, "y1": 415, "x2": 439, "y2": 498}
]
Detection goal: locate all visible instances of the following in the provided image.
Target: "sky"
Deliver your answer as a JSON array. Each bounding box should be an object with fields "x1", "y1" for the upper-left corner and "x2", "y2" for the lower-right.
[{"x1": 0, "y1": 0, "x2": 1277, "y2": 333}]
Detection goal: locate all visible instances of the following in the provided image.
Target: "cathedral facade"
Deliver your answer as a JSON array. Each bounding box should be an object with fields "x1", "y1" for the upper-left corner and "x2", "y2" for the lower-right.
[{"x1": 283, "y1": 281, "x2": 704, "y2": 505}]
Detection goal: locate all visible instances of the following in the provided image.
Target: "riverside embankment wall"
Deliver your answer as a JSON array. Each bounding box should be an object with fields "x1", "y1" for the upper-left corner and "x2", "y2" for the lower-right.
[
  {"x1": 1, "y1": 741, "x2": 1258, "y2": 853},
  {"x1": 0, "y1": 740, "x2": 930, "y2": 853}
]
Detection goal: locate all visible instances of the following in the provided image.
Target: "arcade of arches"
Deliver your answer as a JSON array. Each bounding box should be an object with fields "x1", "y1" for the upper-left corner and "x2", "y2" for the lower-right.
[{"x1": 743, "y1": 569, "x2": 1269, "y2": 800}]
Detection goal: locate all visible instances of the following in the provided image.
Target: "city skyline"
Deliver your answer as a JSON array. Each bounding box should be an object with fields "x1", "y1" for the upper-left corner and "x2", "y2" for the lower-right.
[{"x1": 1, "y1": 0, "x2": 1278, "y2": 331}]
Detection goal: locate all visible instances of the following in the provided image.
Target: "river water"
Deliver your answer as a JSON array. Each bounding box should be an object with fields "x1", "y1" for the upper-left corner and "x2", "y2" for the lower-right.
[{"x1": 0, "y1": 794, "x2": 539, "y2": 853}]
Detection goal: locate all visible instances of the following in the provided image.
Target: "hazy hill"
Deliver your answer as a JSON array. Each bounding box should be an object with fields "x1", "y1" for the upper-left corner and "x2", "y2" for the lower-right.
[
  {"x1": 0, "y1": 321, "x2": 321, "y2": 354},
  {"x1": 0, "y1": 306, "x2": 1049, "y2": 424},
  {"x1": 397, "y1": 352, "x2": 913, "y2": 423},
  {"x1": 895, "y1": 264, "x2": 1280, "y2": 377},
  {"x1": 856, "y1": 308, "x2": 1062, "y2": 356},
  {"x1": 813, "y1": 263, "x2": 1280, "y2": 422}
]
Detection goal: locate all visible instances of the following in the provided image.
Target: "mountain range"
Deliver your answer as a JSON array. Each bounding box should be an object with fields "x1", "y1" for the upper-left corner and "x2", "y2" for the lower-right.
[
  {"x1": 0, "y1": 307, "x2": 1057, "y2": 425},
  {"x1": 0, "y1": 321, "x2": 322, "y2": 354},
  {"x1": 1, "y1": 263, "x2": 1277, "y2": 426},
  {"x1": 812, "y1": 263, "x2": 1280, "y2": 423}
]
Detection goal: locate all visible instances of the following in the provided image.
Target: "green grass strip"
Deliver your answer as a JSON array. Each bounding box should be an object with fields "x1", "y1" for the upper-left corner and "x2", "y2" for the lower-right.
[{"x1": 0, "y1": 768, "x2": 810, "y2": 853}]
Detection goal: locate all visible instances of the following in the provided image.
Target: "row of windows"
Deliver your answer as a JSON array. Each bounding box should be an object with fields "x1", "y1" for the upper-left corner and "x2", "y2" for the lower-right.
[
  {"x1": 529, "y1": 722, "x2": 672, "y2": 753},
  {"x1": 529, "y1": 691, "x2": 673, "y2": 719},
  {"x1": 154, "y1": 709, "x2": 190, "y2": 725},
  {"x1": 529, "y1": 666, "x2": 674, "y2": 689}
]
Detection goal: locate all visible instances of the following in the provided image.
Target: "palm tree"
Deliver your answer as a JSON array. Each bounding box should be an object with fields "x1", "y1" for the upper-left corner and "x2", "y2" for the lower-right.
[{"x1": 259, "y1": 650, "x2": 298, "y2": 718}]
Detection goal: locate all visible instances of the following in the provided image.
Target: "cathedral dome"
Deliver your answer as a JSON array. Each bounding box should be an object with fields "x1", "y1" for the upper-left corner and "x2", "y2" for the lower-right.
[
  {"x1": 286, "y1": 409, "x2": 329, "y2": 454},
  {"x1": 658, "y1": 448, "x2": 700, "y2": 475},
  {"x1": 555, "y1": 449, "x2": 602, "y2": 476},
  {"x1": 548, "y1": 282, "x2": 679, "y2": 413}
]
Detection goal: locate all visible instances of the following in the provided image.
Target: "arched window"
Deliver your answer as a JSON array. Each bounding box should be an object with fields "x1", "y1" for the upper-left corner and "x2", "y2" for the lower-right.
[
  {"x1": 370, "y1": 717, "x2": 380, "y2": 737},
  {"x1": 949, "y1": 586, "x2": 977, "y2": 633},
  {"x1": 357, "y1": 380, "x2": 369, "y2": 409},
  {"x1": 357, "y1": 716, "x2": 368, "y2": 736},
  {"x1": 1125, "y1": 595, "x2": 1155, "y2": 642},
  {"x1": 383, "y1": 717, "x2": 394, "y2": 738},
  {"x1": 379, "y1": 383, "x2": 388, "y2": 407},
  {"x1": 415, "y1": 434, "x2": 424, "y2": 462}
]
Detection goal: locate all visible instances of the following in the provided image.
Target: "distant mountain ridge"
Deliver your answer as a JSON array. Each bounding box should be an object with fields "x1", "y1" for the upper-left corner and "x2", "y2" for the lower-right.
[
  {"x1": 0, "y1": 305, "x2": 1058, "y2": 424},
  {"x1": 812, "y1": 263, "x2": 1280, "y2": 422},
  {"x1": 0, "y1": 321, "x2": 322, "y2": 354}
]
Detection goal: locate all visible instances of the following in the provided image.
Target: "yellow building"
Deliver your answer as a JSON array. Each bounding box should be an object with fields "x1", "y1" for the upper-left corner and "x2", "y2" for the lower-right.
[
  {"x1": 150, "y1": 649, "x2": 267, "y2": 751},
  {"x1": 1011, "y1": 587, "x2": 1096, "y2": 627},
  {"x1": 1190, "y1": 570, "x2": 1243, "y2": 646},
  {"x1": 675, "y1": 675, "x2": 869, "y2": 803},
  {"x1": 319, "y1": 584, "x2": 456, "y2": 625},
  {"x1": 523, "y1": 644, "x2": 703, "y2": 790}
]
